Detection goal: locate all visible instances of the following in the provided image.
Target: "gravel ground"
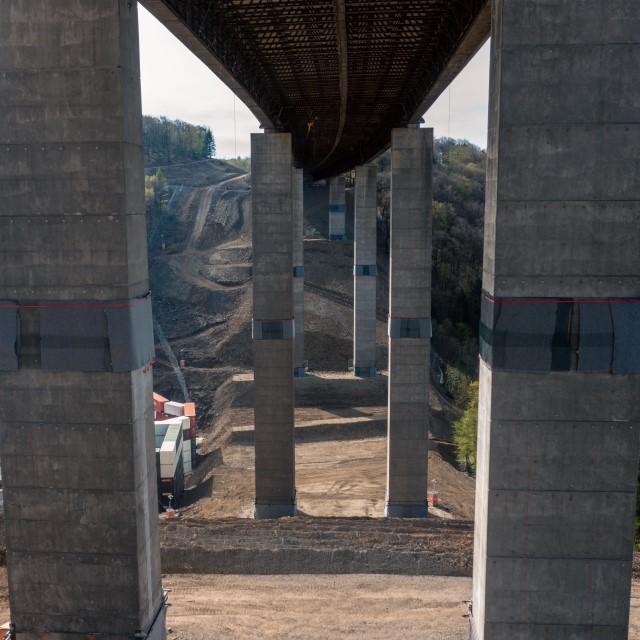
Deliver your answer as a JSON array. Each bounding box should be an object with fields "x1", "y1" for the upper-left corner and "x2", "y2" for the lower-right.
[
  {"x1": 163, "y1": 574, "x2": 474, "y2": 640},
  {"x1": 162, "y1": 574, "x2": 640, "y2": 640}
]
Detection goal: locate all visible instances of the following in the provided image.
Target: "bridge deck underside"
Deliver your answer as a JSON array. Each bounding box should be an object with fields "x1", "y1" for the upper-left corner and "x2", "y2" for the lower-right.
[{"x1": 143, "y1": 0, "x2": 489, "y2": 177}]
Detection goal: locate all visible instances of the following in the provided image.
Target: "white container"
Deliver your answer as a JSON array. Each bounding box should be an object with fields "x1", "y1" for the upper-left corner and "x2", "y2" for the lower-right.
[
  {"x1": 165, "y1": 422, "x2": 183, "y2": 447},
  {"x1": 164, "y1": 401, "x2": 185, "y2": 417},
  {"x1": 181, "y1": 450, "x2": 192, "y2": 478},
  {"x1": 180, "y1": 415, "x2": 191, "y2": 440},
  {"x1": 159, "y1": 440, "x2": 177, "y2": 467},
  {"x1": 159, "y1": 422, "x2": 183, "y2": 470},
  {"x1": 160, "y1": 462, "x2": 178, "y2": 477},
  {"x1": 156, "y1": 419, "x2": 182, "y2": 442},
  {"x1": 182, "y1": 447, "x2": 192, "y2": 463},
  {"x1": 155, "y1": 417, "x2": 183, "y2": 427}
]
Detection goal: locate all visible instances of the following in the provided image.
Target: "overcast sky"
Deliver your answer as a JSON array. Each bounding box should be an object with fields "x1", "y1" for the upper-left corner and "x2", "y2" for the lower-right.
[{"x1": 138, "y1": 6, "x2": 491, "y2": 159}]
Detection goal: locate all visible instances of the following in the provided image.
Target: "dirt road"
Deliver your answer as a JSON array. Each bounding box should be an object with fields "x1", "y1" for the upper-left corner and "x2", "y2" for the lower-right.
[
  {"x1": 162, "y1": 574, "x2": 640, "y2": 640},
  {"x1": 0, "y1": 568, "x2": 637, "y2": 639},
  {"x1": 163, "y1": 574, "x2": 474, "y2": 640}
]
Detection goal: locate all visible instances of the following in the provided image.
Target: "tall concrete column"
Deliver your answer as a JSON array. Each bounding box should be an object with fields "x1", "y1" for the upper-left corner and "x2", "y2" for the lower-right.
[
  {"x1": 292, "y1": 167, "x2": 305, "y2": 377},
  {"x1": 0, "y1": 2, "x2": 166, "y2": 638},
  {"x1": 251, "y1": 132, "x2": 296, "y2": 518},
  {"x1": 385, "y1": 128, "x2": 432, "y2": 518},
  {"x1": 353, "y1": 165, "x2": 378, "y2": 377},
  {"x1": 328, "y1": 176, "x2": 347, "y2": 240},
  {"x1": 472, "y1": 1, "x2": 640, "y2": 638}
]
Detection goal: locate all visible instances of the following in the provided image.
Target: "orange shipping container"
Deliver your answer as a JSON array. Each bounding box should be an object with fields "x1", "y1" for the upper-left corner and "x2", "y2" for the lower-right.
[
  {"x1": 153, "y1": 392, "x2": 168, "y2": 413},
  {"x1": 184, "y1": 402, "x2": 196, "y2": 418}
]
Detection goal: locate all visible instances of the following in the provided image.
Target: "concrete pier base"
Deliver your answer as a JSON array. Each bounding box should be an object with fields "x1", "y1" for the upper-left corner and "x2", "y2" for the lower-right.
[
  {"x1": 385, "y1": 128, "x2": 433, "y2": 518},
  {"x1": 472, "y1": 1, "x2": 640, "y2": 637},
  {"x1": 251, "y1": 132, "x2": 296, "y2": 519},
  {"x1": 328, "y1": 176, "x2": 347, "y2": 240},
  {"x1": 353, "y1": 165, "x2": 378, "y2": 378},
  {"x1": 254, "y1": 502, "x2": 298, "y2": 519},
  {"x1": 292, "y1": 167, "x2": 306, "y2": 378},
  {"x1": 0, "y1": 2, "x2": 165, "y2": 636},
  {"x1": 354, "y1": 367, "x2": 377, "y2": 378},
  {"x1": 384, "y1": 503, "x2": 429, "y2": 518}
]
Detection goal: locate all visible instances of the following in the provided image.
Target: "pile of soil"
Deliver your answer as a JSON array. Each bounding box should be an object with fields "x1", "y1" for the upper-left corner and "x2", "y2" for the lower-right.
[{"x1": 160, "y1": 516, "x2": 474, "y2": 576}]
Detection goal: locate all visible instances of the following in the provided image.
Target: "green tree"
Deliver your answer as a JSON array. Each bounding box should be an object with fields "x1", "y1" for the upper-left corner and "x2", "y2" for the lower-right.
[
  {"x1": 227, "y1": 156, "x2": 251, "y2": 172},
  {"x1": 453, "y1": 380, "x2": 479, "y2": 473},
  {"x1": 445, "y1": 364, "x2": 471, "y2": 408},
  {"x1": 144, "y1": 169, "x2": 169, "y2": 235},
  {"x1": 142, "y1": 115, "x2": 216, "y2": 164},
  {"x1": 202, "y1": 129, "x2": 216, "y2": 158}
]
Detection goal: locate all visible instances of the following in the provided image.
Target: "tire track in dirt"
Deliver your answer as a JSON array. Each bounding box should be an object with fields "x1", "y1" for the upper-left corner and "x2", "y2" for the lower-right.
[{"x1": 167, "y1": 173, "x2": 250, "y2": 294}]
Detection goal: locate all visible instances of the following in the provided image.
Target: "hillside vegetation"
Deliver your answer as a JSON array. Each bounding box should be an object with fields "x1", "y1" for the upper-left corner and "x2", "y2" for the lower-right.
[{"x1": 143, "y1": 115, "x2": 216, "y2": 166}]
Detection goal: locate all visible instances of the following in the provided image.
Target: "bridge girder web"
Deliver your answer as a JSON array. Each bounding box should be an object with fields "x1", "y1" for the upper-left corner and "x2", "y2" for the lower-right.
[{"x1": 149, "y1": 0, "x2": 489, "y2": 177}]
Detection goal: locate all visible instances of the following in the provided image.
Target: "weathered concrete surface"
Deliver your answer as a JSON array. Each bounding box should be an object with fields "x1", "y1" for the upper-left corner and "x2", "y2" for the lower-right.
[
  {"x1": 292, "y1": 167, "x2": 305, "y2": 377},
  {"x1": 251, "y1": 133, "x2": 296, "y2": 518},
  {"x1": 0, "y1": 1, "x2": 165, "y2": 637},
  {"x1": 385, "y1": 128, "x2": 432, "y2": 518},
  {"x1": 328, "y1": 176, "x2": 347, "y2": 240},
  {"x1": 353, "y1": 165, "x2": 378, "y2": 377},
  {"x1": 473, "y1": 1, "x2": 640, "y2": 638}
]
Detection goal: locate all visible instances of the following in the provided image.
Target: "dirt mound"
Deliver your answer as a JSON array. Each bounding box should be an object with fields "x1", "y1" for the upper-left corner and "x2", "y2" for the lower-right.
[
  {"x1": 149, "y1": 158, "x2": 245, "y2": 188},
  {"x1": 160, "y1": 516, "x2": 474, "y2": 576}
]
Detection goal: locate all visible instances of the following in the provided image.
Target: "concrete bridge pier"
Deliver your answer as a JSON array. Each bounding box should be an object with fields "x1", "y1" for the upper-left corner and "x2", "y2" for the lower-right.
[
  {"x1": 0, "y1": 1, "x2": 166, "y2": 637},
  {"x1": 328, "y1": 176, "x2": 347, "y2": 240},
  {"x1": 472, "y1": 1, "x2": 640, "y2": 637},
  {"x1": 251, "y1": 132, "x2": 297, "y2": 518},
  {"x1": 385, "y1": 128, "x2": 433, "y2": 518},
  {"x1": 353, "y1": 165, "x2": 378, "y2": 377},
  {"x1": 292, "y1": 167, "x2": 306, "y2": 377}
]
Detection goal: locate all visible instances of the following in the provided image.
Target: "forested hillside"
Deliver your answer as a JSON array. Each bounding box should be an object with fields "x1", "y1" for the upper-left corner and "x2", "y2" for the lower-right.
[{"x1": 143, "y1": 115, "x2": 215, "y2": 165}]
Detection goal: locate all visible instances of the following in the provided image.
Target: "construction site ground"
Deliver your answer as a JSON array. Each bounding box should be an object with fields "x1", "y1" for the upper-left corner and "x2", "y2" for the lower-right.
[
  {"x1": 157, "y1": 369, "x2": 639, "y2": 638},
  {"x1": 150, "y1": 160, "x2": 640, "y2": 638},
  {"x1": 0, "y1": 159, "x2": 637, "y2": 638}
]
